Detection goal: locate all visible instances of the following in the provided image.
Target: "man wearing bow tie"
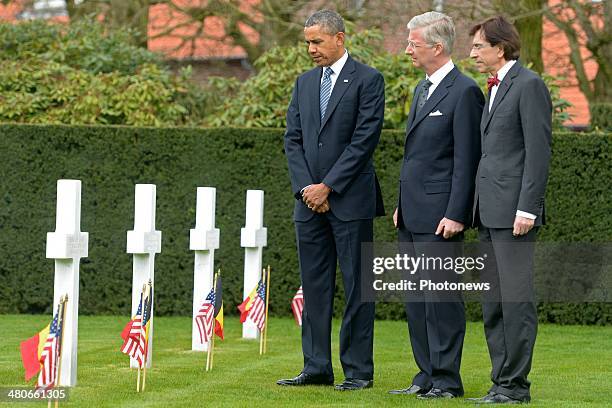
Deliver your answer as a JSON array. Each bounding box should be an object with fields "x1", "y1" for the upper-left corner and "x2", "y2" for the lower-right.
[
  {"x1": 390, "y1": 11, "x2": 483, "y2": 399},
  {"x1": 469, "y1": 16, "x2": 552, "y2": 404},
  {"x1": 278, "y1": 9, "x2": 385, "y2": 391}
]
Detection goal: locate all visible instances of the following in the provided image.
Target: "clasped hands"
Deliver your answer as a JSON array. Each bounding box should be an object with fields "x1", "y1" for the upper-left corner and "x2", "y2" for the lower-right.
[{"x1": 302, "y1": 183, "x2": 331, "y2": 213}]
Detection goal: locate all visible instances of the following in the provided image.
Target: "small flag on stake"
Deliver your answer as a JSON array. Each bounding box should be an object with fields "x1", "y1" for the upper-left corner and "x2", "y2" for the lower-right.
[{"x1": 291, "y1": 286, "x2": 304, "y2": 326}]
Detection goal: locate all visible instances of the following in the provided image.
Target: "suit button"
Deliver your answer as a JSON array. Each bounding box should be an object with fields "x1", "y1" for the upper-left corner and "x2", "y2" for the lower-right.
[
  {"x1": 318, "y1": 143, "x2": 323, "y2": 148},
  {"x1": 481, "y1": 153, "x2": 487, "y2": 158}
]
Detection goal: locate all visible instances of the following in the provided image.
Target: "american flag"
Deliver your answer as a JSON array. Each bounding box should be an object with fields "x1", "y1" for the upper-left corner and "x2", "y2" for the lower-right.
[
  {"x1": 291, "y1": 286, "x2": 304, "y2": 326},
  {"x1": 195, "y1": 289, "x2": 215, "y2": 344},
  {"x1": 37, "y1": 307, "x2": 63, "y2": 390},
  {"x1": 121, "y1": 291, "x2": 149, "y2": 367},
  {"x1": 246, "y1": 280, "x2": 267, "y2": 331}
]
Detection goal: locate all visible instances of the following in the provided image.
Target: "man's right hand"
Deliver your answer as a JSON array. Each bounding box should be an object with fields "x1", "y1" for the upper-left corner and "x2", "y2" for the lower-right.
[
  {"x1": 311, "y1": 199, "x2": 330, "y2": 213},
  {"x1": 393, "y1": 207, "x2": 398, "y2": 228}
]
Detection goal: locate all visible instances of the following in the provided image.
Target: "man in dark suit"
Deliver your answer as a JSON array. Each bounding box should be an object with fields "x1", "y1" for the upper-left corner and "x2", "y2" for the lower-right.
[
  {"x1": 389, "y1": 11, "x2": 483, "y2": 400},
  {"x1": 277, "y1": 9, "x2": 385, "y2": 391},
  {"x1": 468, "y1": 16, "x2": 552, "y2": 404}
]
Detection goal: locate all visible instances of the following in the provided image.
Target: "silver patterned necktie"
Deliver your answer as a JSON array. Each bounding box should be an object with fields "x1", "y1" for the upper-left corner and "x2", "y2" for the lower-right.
[
  {"x1": 320, "y1": 67, "x2": 334, "y2": 121},
  {"x1": 416, "y1": 79, "x2": 432, "y2": 115}
]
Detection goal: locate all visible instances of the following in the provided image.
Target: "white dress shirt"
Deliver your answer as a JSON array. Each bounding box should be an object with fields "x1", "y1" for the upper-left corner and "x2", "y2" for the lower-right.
[
  {"x1": 320, "y1": 50, "x2": 349, "y2": 93},
  {"x1": 489, "y1": 59, "x2": 516, "y2": 111},
  {"x1": 425, "y1": 59, "x2": 455, "y2": 98}
]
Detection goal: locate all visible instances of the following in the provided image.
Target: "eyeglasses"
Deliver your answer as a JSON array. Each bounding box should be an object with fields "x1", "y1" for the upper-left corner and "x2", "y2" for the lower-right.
[{"x1": 406, "y1": 40, "x2": 436, "y2": 50}]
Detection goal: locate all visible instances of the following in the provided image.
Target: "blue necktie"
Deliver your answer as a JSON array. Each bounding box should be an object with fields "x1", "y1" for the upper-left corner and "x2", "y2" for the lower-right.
[{"x1": 320, "y1": 67, "x2": 333, "y2": 121}]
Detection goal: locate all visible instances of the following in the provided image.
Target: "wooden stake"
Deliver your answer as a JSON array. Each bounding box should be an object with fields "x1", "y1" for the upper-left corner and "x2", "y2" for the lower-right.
[
  {"x1": 259, "y1": 268, "x2": 265, "y2": 355},
  {"x1": 52, "y1": 295, "x2": 68, "y2": 408},
  {"x1": 263, "y1": 265, "x2": 271, "y2": 354},
  {"x1": 210, "y1": 270, "x2": 220, "y2": 370},
  {"x1": 136, "y1": 284, "x2": 146, "y2": 392},
  {"x1": 206, "y1": 272, "x2": 218, "y2": 371},
  {"x1": 142, "y1": 281, "x2": 152, "y2": 392},
  {"x1": 210, "y1": 321, "x2": 216, "y2": 370}
]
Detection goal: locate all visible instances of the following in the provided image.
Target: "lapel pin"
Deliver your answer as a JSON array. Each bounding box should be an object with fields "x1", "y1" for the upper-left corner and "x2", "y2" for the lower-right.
[{"x1": 343, "y1": 79, "x2": 349, "y2": 83}]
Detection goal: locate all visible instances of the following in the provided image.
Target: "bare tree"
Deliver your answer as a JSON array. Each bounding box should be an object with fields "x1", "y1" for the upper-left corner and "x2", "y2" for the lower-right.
[
  {"x1": 10, "y1": 0, "x2": 310, "y2": 61},
  {"x1": 544, "y1": 0, "x2": 610, "y2": 114}
]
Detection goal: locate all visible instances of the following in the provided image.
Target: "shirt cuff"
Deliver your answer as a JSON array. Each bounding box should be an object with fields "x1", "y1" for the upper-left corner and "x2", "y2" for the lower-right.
[
  {"x1": 516, "y1": 210, "x2": 537, "y2": 220},
  {"x1": 300, "y1": 184, "x2": 312, "y2": 195}
]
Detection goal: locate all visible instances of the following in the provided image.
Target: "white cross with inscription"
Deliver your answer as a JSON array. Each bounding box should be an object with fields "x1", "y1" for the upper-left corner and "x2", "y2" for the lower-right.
[
  {"x1": 189, "y1": 187, "x2": 220, "y2": 351},
  {"x1": 126, "y1": 184, "x2": 161, "y2": 368},
  {"x1": 45, "y1": 179, "x2": 88, "y2": 387},
  {"x1": 240, "y1": 190, "x2": 267, "y2": 339}
]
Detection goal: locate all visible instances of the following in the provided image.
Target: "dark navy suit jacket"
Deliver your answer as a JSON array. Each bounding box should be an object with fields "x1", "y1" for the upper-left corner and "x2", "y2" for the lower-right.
[
  {"x1": 398, "y1": 67, "x2": 483, "y2": 233},
  {"x1": 284, "y1": 55, "x2": 385, "y2": 222}
]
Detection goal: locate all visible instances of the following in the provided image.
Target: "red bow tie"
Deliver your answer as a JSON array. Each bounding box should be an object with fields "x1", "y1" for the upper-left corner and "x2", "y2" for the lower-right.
[{"x1": 487, "y1": 74, "x2": 500, "y2": 92}]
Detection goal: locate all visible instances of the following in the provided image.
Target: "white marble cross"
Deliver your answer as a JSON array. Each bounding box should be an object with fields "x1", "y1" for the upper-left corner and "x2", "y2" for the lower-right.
[
  {"x1": 126, "y1": 184, "x2": 161, "y2": 368},
  {"x1": 45, "y1": 179, "x2": 88, "y2": 387},
  {"x1": 189, "y1": 187, "x2": 220, "y2": 351},
  {"x1": 240, "y1": 190, "x2": 267, "y2": 339}
]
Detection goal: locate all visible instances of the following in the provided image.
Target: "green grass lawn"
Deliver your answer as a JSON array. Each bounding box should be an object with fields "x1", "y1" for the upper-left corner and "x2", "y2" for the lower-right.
[{"x1": 1, "y1": 315, "x2": 611, "y2": 407}]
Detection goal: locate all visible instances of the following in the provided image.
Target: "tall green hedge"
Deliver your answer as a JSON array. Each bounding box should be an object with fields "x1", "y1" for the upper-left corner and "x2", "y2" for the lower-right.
[{"x1": 0, "y1": 125, "x2": 610, "y2": 324}]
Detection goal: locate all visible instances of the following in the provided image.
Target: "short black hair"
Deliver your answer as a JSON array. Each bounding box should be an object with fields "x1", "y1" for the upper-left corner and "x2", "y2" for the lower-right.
[{"x1": 305, "y1": 9, "x2": 345, "y2": 35}]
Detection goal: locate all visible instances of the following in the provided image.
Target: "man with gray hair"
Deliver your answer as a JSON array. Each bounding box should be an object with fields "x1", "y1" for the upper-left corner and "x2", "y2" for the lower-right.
[
  {"x1": 390, "y1": 11, "x2": 483, "y2": 399},
  {"x1": 278, "y1": 9, "x2": 385, "y2": 391}
]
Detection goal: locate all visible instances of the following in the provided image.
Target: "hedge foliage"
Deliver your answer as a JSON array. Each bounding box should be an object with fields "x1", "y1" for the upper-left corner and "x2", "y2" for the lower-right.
[
  {"x1": 0, "y1": 19, "x2": 207, "y2": 126},
  {"x1": 0, "y1": 125, "x2": 610, "y2": 324},
  {"x1": 0, "y1": 20, "x2": 571, "y2": 130},
  {"x1": 204, "y1": 27, "x2": 572, "y2": 130}
]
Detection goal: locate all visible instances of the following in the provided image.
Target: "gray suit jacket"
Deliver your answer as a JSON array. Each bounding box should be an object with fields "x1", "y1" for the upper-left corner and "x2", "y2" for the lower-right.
[{"x1": 474, "y1": 61, "x2": 552, "y2": 228}]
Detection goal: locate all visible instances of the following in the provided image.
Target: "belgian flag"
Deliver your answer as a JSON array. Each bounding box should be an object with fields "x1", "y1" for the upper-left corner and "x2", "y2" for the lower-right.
[{"x1": 213, "y1": 275, "x2": 224, "y2": 340}]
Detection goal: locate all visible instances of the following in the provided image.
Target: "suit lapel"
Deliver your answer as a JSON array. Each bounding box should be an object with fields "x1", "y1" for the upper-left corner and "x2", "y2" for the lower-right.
[
  {"x1": 308, "y1": 68, "x2": 322, "y2": 130},
  {"x1": 480, "y1": 92, "x2": 490, "y2": 134},
  {"x1": 319, "y1": 57, "x2": 356, "y2": 132},
  {"x1": 405, "y1": 81, "x2": 423, "y2": 137},
  {"x1": 482, "y1": 61, "x2": 521, "y2": 132},
  {"x1": 406, "y1": 67, "x2": 458, "y2": 136}
]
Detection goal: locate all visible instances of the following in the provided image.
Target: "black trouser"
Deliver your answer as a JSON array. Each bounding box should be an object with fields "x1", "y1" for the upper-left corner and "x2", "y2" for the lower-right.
[
  {"x1": 296, "y1": 211, "x2": 375, "y2": 380},
  {"x1": 479, "y1": 226, "x2": 538, "y2": 401},
  {"x1": 398, "y1": 228, "x2": 466, "y2": 396}
]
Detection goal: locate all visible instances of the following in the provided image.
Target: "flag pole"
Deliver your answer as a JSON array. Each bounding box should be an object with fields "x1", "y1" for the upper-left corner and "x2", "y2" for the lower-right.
[
  {"x1": 263, "y1": 265, "x2": 271, "y2": 354},
  {"x1": 55, "y1": 295, "x2": 68, "y2": 408},
  {"x1": 206, "y1": 272, "x2": 218, "y2": 371},
  {"x1": 142, "y1": 280, "x2": 152, "y2": 392},
  {"x1": 136, "y1": 284, "x2": 146, "y2": 392},
  {"x1": 210, "y1": 269, "x2": 220, "y2": 370},
  {"x1": 259, "y1": 268, "x2": 265, "y2": 355},
  {"x1": 49, "y1": 295, "x2": 67, "y2": 408}
]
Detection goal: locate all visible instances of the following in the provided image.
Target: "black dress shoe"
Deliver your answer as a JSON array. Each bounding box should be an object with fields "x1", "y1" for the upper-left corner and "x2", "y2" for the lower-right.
[
  {"x1": 388, "y1": 384, "x2": 430, "y2": 395},
  {"x1": 467, "y1": 391, "x2": 496, "y2": 403},
  {"x1": 476, "y1": 392, "x2": 526, "y2": 404},
  {"x1": 416, "y1": 388, "x2": 455, "y2": 399},
  {"x1": 276, "y1": 372, "x2": 334, "y2": 386},
  {"x1": 334, "y1": 378, "x2": 373, "y2": 391}
]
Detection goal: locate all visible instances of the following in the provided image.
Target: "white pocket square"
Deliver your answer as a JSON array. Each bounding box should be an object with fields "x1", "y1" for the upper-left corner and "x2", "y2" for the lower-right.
[{"x1": 428, "y1": 110, "x2": 443, "y2": 116}]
